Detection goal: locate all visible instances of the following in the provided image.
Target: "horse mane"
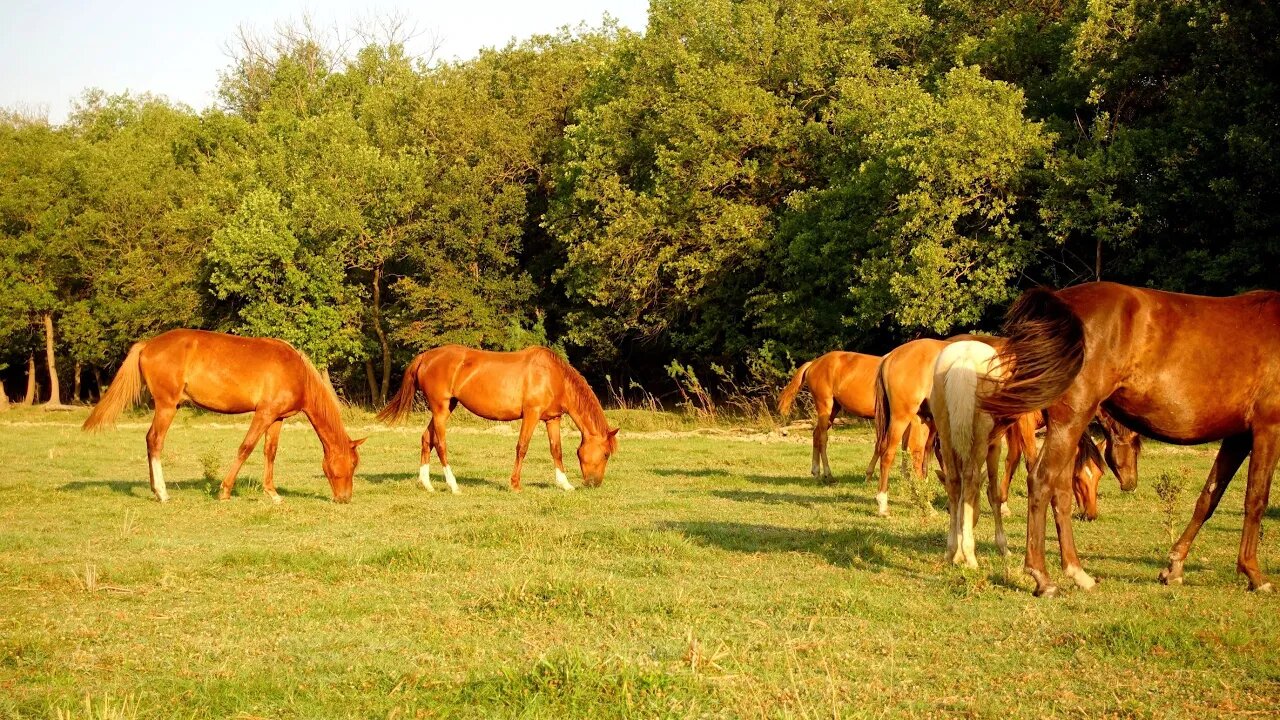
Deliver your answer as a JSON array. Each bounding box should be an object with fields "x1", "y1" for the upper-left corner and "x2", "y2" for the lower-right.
[
  {"x1": 292, "y1": 345, "x2": 349, "y2": 442},
  {"x1": 541, "y1": 349, "x2": 609, "y2": 438}
]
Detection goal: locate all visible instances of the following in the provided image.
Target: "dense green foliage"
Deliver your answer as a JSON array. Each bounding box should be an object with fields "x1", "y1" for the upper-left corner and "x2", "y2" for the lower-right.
[{"x1": 2, "y1": 0, "x2": 1276, "y2": 404}]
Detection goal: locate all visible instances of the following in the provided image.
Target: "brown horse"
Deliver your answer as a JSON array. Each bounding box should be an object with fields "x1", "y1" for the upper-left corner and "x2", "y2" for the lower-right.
[
  {"x1": 777, "y1": 351, "x2": 880, "y2": 483},
  {"x1": 983, "y1": 281, "x2": 1279, "y2": 595},
  {"x1": 377, "y1": 345, "x2": 618, "y2": 492},
  {"x1": 82, "y1": 329, "x2": 364, "y2": 503},
  {"x1": 872, "y1": 336, "x2": 1141, "y2": 518}
]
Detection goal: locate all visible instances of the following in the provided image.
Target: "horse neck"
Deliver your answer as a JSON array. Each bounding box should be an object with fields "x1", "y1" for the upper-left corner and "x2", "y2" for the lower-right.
[
  {"x1": 562, "y1": 379, "x2": 607, "y2": 440},
  {"x1": 303, "y1": 377, "x2": 351, "y2": 456}
]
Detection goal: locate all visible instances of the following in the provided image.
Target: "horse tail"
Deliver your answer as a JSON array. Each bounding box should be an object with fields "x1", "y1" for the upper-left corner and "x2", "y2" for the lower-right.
[
  {"x1": 872, "y1": 361, "x2": 892, "y2": 461},
  {"x1": 377, "y1": 354, "x2": 425, "y2": 425},
  {"x1": 82, "y1": 342, "x2": 146, "y2": 432},
  {"x1": 979, "y1": 287, "x2": 1085, "y2": 418},
  {"x1": 943, "y1": 362, "x2": 980, "y2": 469},
  {"x1": 777, "y1": 360, "x2": 814, "y2": 417}
]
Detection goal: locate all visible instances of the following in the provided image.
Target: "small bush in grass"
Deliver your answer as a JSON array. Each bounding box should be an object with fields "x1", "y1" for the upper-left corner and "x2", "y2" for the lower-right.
[
  {"x1": 199, "y1": 450, "x2": 222, "y2": 485},
  {"x1": 900, "y1": 463, "x2": 937, "y2": 519},
  {"x1": 1152, "y1": 467, "x2": 1190, "y2": 542}
]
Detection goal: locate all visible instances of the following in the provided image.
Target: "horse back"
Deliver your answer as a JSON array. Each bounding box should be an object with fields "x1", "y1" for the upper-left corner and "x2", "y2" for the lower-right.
[
  {"x1": 1061, "y1": 282, "x2": 1280, "y2": 441},
  {"x1": 139, "y1": 330, "x2": 308, "y2": 413}
]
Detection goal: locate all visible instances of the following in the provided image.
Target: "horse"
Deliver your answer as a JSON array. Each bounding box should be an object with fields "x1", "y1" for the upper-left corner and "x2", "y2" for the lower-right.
[
  {"x1": 871, "y1": 336, "x2": 1140, "y2": 518},
  {"x1": 777, "y1": 351, "x2": 881, "y2": 483},
  {"x1": 1000, "y1": 408, "x2": 1139, "y2": 522},
  {"x1": 982, "y1": 281, "x2": 1279, "y2": 596},
  {"x1": 869, "y1": 338, "x2": 957, "y2": 516},
  {"x1": 931, "y1": 341, "x2": 1012, "y2": 566},
  {"x1": 933, "y1": 342, "x2": 1120, "y2": 567},
  {"x1": 81, "y1": 329, "x2": 364, "y2": 504},
  {"x1": 377, "y1": 345, "x2": 618, "y2": 492}
]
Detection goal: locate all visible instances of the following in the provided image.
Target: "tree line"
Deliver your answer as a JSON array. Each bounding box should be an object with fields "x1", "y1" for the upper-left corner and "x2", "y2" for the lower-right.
[{"x1": 2, "y1": 0, "x2": 1276, "y2": 409}]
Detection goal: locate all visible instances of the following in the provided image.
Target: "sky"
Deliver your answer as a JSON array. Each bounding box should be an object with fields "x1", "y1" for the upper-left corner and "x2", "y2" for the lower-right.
[{"x1": 0, "y1": 0, "x2": 651, "y2": 124}]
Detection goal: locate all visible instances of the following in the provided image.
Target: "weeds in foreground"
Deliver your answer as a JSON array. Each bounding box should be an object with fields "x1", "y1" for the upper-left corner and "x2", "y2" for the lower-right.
[
  {"x1": 1152, "y1": 467, "x2": 1190, "y2": 542},
  {"x1": 54, "y1": 693, "x2": 138, "y2": 720}
]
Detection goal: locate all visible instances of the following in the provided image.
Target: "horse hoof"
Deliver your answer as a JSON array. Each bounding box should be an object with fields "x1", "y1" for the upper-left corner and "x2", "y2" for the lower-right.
[
  {"x1": 1254, "y1": 582, "x2": 1273, "y2": 593},
  {"x1": 217, "y1": 493, "x2": 231, "y2": 501},
  {"x1": 1034, "y1": 584, "x2": 1059, "y2": 598},
  {"x1": 1000, "y1": 503, "x2": 1011, "y2": 518},
  {"x1": 1157, "y1": 568, "x2": 1182, "y2": 586},
  {"x1": 269, "y1": 494, "x2": 283, "y2": 505}
]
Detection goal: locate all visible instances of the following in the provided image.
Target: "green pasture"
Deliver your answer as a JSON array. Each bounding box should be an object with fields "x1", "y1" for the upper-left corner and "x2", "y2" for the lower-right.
[{"x1": 1, "y1": 406, "x2": 1278, "y2": 718}]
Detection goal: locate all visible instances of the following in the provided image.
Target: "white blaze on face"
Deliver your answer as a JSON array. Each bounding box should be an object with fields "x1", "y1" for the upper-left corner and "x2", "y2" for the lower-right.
[
  {"x1": 555, "y1": 468, "x2": 575, "y2": 491},
  {"x1": 150, "y1": 457, "x2": 169, "y2": 503},
  {"x1": 443, "y1": 466, "x2": 460, "y2": 495},
  {"x1": 418, "y1": 464, "x2": 434, "y2": 492}
]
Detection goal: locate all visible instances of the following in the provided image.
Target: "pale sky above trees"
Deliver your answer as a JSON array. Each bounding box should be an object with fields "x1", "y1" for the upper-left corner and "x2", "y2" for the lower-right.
[{"x1": 0, "y1": 0, "x2": 649, "y2": 123}]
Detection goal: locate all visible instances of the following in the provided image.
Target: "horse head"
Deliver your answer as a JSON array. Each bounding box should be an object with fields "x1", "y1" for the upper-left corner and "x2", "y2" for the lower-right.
[
  {"x1": 1098, "y1": 412, "x2": 1141, "y2": 491},
  {"x1": 322, "y1": 437, "x2": 366, "y2": 503},
  {"x1": 577, "y1": 427, "x2": 619, "y2": 487}
]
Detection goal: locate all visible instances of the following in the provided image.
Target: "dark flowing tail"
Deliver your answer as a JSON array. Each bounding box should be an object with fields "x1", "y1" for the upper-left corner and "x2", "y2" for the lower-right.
[
  {"x1": 377, "y1": 354, "x2": 426, "y2": 425},
  {"x1": 777, "y1": 360, "x2": 814, "y2": 417},
  {"x1": 82, "y1": 342, "x2": 146, "y2": 431},
  {"x1": 980, "y1": 287, "x2": 1085, "y2": 418},
  {"x1": 872, "y1": 362, "x2": 892, "y2": 461}
]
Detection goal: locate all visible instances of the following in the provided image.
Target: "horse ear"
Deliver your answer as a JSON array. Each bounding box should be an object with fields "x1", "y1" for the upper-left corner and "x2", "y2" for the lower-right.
[
  {"x1": 608, "y1": 426, "x2": 619, "y2": 438},
  {"x1": 607, "y1": 426, "x2": 619, "y2": 451},
  {"x1": 351, "y1": 437, "x2": 368, "y2": 449}
]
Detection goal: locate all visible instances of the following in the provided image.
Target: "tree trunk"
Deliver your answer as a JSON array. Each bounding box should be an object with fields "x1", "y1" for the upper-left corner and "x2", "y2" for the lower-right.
[
  {"x1": 364, "y1": 359, "x2": 379, "y2": 407},
  {"x1": 73, "y1": 361, "x2": 82, "y2": 403},
  {"x1": 1095, "y1": 237, "x2": 1103, "y2": 281},
  {"x1": 1, "y1": 383, "x2": 8, "y2": 411},
  {"x1": 92, "y1": 367, "x2": 103, "y2": 402},
  {"x1": 43, "y1": 312, "x2": 61, "y2": 406},
  {"x1": 23, "y1": 355, "x2": 36, "y2": 405},
  {"x1": 372, "y1": 264, "x2": 392, "y2": 406}
]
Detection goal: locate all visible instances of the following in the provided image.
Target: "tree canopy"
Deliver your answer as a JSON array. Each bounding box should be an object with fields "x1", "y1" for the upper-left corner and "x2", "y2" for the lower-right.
[{"x1": 1, "y1": 0, "x2": 1275, "y2": 405}]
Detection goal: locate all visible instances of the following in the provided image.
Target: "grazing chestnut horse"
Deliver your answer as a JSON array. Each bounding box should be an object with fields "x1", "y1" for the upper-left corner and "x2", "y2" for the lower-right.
[
  {"x1": 777, "y1": 351, "x2": 880, "y2": 483},
  {"x1": 983, "y1": 281, "x2": 1280, "y2": 595},
  {"x1": 82, "y1": 330, "x2": 364, "y2": 503},
  {"x1": 378, "y1": 345, "x2": 618, "y2": 492}
]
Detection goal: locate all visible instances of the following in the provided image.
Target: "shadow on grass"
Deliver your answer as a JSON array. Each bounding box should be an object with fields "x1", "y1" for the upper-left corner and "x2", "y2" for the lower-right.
[
  {"x1": 359, "y1": 471, "x2": 502, "y2": 490},
  {"x1": 658, "y1": 519, "x2": 942, "y2": 571},
  {"x1": 709, "y1": 489, "x2": 867, "y2": 509},
  {"x1": 58, "y1": 479, "x2": 147, "y2": 497},
  {"x1": 57, "y1": 478, "x2": 332, "y2": 502},
  {"x1": 650, "y1": 466, "x2": 873, "y2": 488}
]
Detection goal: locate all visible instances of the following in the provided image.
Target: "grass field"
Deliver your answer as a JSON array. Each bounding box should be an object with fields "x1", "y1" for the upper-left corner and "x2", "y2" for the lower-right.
[{"x1": 2, "y1": 405, "x2": 1279, "y2": 718}]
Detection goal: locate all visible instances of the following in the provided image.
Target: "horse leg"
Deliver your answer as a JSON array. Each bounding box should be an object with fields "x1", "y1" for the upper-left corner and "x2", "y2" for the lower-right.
[
  {"x1": 943, "y1": 450, "x2": 961, "y2": 563},
  {"x1": 1025, "y1": 411, "x2": 1093, "y2": 597},
  {"x1": 820, "y1": 404, "x2": 839, "y2": 481},
  {"x1": 430, "y1": 401, "x2": 459, "y2": 494},
  {"x1": 1238, "y1": 431, "x2": 1279, "y2": 591},
  {"x1": 145, "y1": 405, "x2": 178, "y2": 503},
  {"x1": 906, "y1": 416, "x2": 930, "y2": 479},
  {"x1": 417, "y1": 425, "x2": 435, "y2": 492},
  {"x1": 218, "y1": 411, "x2": 276, "y2": 500},
  {"x1": 876, "y1": 416, "x2": 910, "y2": 517},
  {"x1": 811, "y1": 395, "x2": 834, "y2": 482},
  {"x1": 509, "y1": 411, "x2": 539, "y2": 491},
  {"x1": 261, "y1": 420, "x2": 284, "y2": 504},
  {"x1": 1000, "y1": 430, "x2": 1021, "y2": 518},
  {"x1": 1159, "y1": 433, "x2": 1249, "y2": 585},
  {"x1": 961, "y1": 462, "x2": 982, "y2": 569},
  {"x1": 987, "y1": 441, "x2": 1008, "y2": 556},
  {"x1": 546, "y1": 417, "x2": 574, "y2": 491}
]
